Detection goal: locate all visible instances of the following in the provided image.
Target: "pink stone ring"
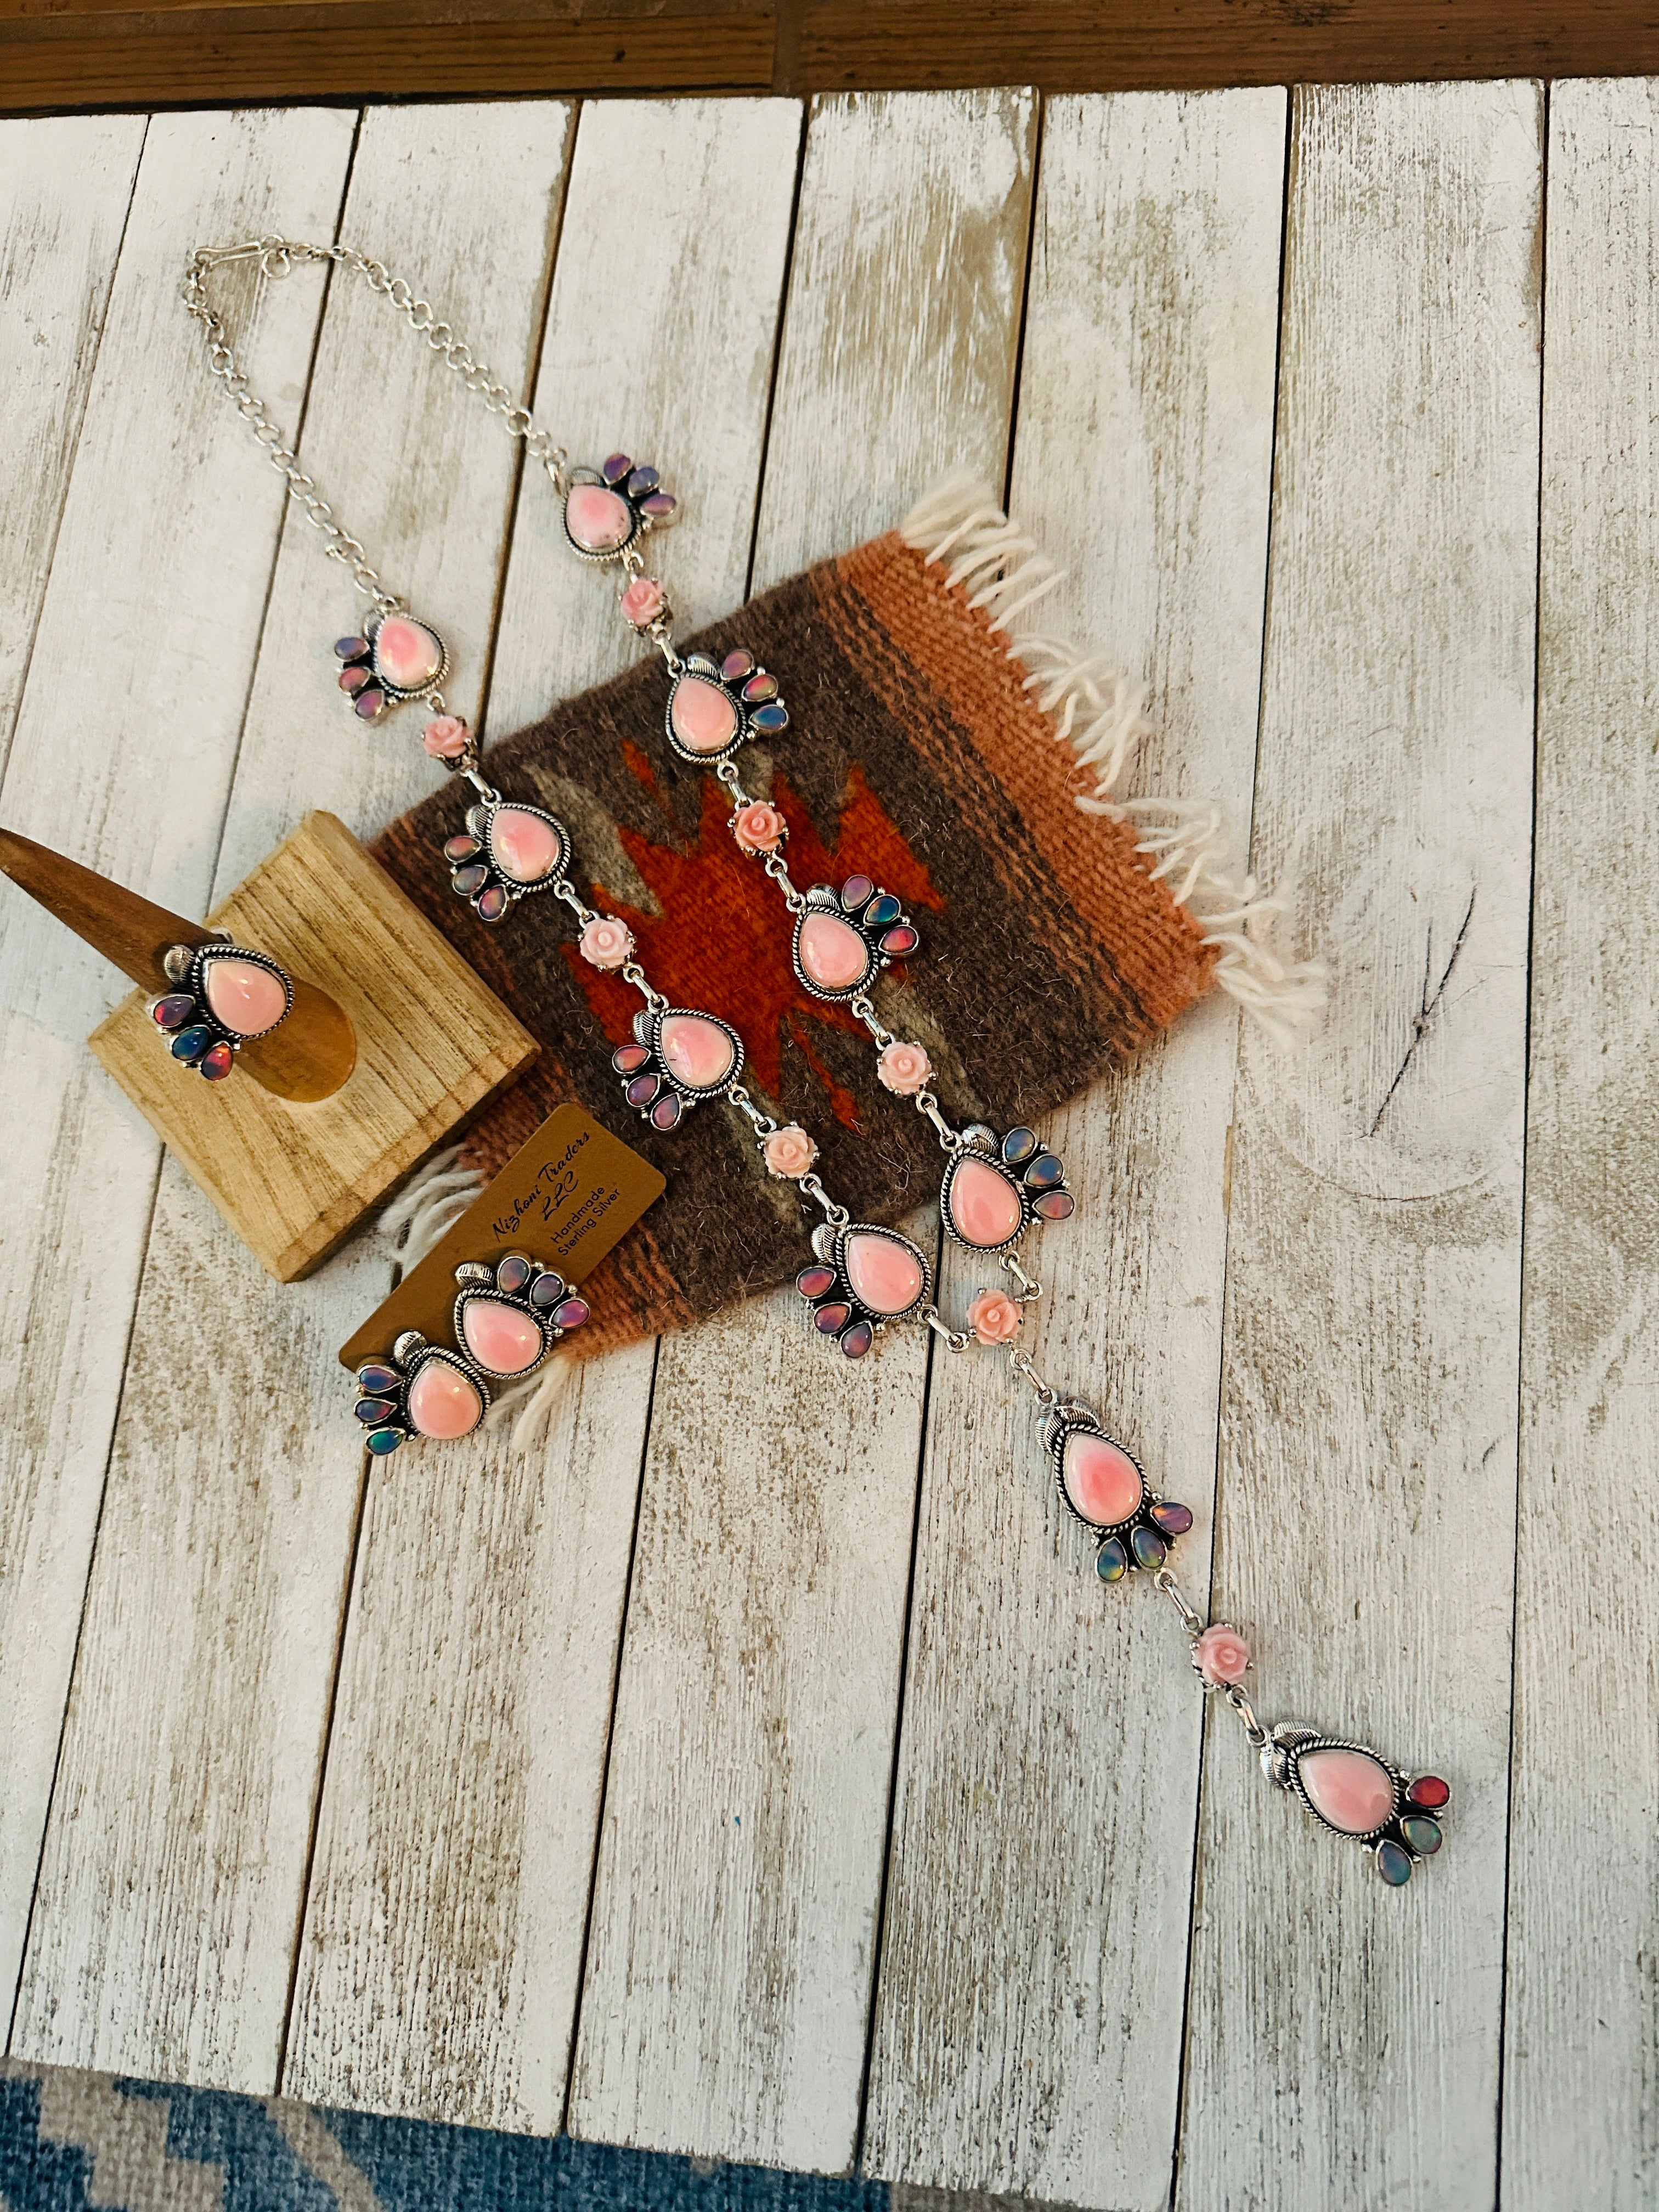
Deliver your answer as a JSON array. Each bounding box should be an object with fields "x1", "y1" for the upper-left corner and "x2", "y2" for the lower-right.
[
  {"x1": 794, "y1": 1219, "x2": 933, "y2": 1360},
  {"x1": 1262, "y1": 1725, "x2": 1452, "y2": 1889},
  {"x1": 612, "y1": 1004, "x2": 744, "y2": 1133},
  {"x1": 1040, "y1": 1401, "x2": 1194, "y2": 1581},
  {"x1": 146, "y1": 938, "x2": 293, "y2": 1083}
]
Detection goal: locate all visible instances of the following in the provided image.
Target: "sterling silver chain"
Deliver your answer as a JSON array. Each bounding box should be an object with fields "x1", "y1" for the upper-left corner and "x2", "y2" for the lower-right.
[{"x1": 182, "y1": 236, "x2": 568, "y2": 616}]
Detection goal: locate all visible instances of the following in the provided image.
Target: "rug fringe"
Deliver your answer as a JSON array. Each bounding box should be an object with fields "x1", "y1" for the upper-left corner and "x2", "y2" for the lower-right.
[
  {"x1": 902, "y1": 469, "x2": 1325, "y2": 1040},
  {"x1": 378, "y1": 1144, "x2": 487, "y2": 1273},
  {"x1": 486, "y1": 1354, "x2": 574, "y2": 1452}
]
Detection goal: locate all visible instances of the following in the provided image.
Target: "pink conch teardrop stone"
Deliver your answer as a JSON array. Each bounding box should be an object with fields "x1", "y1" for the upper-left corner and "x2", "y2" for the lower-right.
[
  {"x1": 491, "y1": 806, "x2": 562, "y2": 884},
  {"x1": 1062, "y1": 1431, "x2": 1142, "y2": 1527},
  {"x1": 669, "y1": 675, "x2": 739, "y2": 754},
  {"x1": 659, "y1": 1014, "x2": 735, "y2": 1089},
  {"x1": 461, "y1": 1297, "x2": 545, "y2": 1376},
  {"x1": 202, "y1": 957, "x2": 287, "y2": 1036},
  {"x1": 949, "y1": 1155, "x2": 1023, "y2": 1248},
  {"x1": 798, "y1": 912, "x2": 870, "y2": 991},
  {"x1": 844, "y1": 1231, "x2": 924, "y2": 1317},
  {"x1": 1299, "y1": 1747, "x2": 1397, "y2": 1835},
  {"x1": 373, "y1": 616, "x2": 443, "y2": 692},
  {"x1": 407, "y1": 1360, "x2": 484, "y2": 1440},
  {"x1": 567, "y1": 482, "x2": 633, "y2": 550}
]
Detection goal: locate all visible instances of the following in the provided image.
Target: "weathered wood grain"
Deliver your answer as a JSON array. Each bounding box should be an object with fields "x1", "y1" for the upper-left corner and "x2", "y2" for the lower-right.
[
  {"x1": 284, "y1": 96, "x2": 799, "y2": 2135},
  {"x1": 0, "y1": 116, "x2": 144, "y2": 780},
  {"x1": 862, "y1": 88, "x2": 1286, "y2": 2205},
  {"x1": 1502, "y1": 75, "x2": 1659, "y2": 2212},
  {"x1": 567, "y1": 87, "x2": 1037, "y2": 2172},
  {"x1": 11, "y1": 101, "x2": 569, "y2": 2090},
  {"x1": 0, "y1": 103, "x2": 356, "y2": 2043},
  {"x1": 1175, "y1": 81, "x2": 1541, "y2": 2211}
]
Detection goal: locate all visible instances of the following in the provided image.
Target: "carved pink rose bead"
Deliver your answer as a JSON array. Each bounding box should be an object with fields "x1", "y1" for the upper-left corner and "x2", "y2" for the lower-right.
[
  {"x1": 579, "y1": 916, "x2": 634, "y2": 971},
  {"x1": 967, "y1": 1289, "x2": 1022, "y2": 1345},
  {"x1": 763, "y1": 1124, "x2": 819, "y2": 1180},
  {"x1": 877, "y1": 1040, "x2": 932, "y2": 1096},
  {"x1": 423, "y1": 715, "x2": 469, "y2": 760},
  {"x1": 620, "y1": 575, "x2": 665, "y2": 628},
  {"x1": 732, "y1": 801, "x2": 787, "y2": 855},
  {"x1": 1193, "y1": 1624, "x2": 1250, "y2": 1686}
]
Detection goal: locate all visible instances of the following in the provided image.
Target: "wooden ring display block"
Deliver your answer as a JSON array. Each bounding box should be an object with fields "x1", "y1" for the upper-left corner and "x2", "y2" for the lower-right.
[{"x1": 88, "y1": 810, "x2": 538, "y2": 1282}]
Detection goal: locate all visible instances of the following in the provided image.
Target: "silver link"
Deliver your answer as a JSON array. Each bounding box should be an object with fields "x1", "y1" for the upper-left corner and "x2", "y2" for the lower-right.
[
  {"x1": 620, "y1": 960, "x2": 668, "y2": 1014},
  {"x1": 183, "y1": 237, "x2": 572, "y2": 609},
  {"x1": 1007, "y1": 1346, "x2": 1057, "y2": 1407},
  {"x1": 1152, "y1": 1566, "x2": 1205, "y2": 1638},
  {"x1": 848, "y1": 994, "x2": 895, "y2": 1049},
  {"x1": 798, "y1": 1172, "x2": 850, "y2": 1229},
  {"x1": 725, "y1": 1084, "x2": 780, "y2": 1138},
  {"x1": 926, "y1": 1309, "x2": 973, "y2": 1353}
]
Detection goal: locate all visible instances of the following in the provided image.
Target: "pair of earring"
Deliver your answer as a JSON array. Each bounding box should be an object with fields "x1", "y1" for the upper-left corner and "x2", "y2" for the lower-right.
[{"x1": 353, "y1": 1252, "x2": 591, "y2": 1454}]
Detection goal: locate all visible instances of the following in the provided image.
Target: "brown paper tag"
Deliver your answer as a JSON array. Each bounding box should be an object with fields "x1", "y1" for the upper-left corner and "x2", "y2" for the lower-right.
[{"x1": 338, "y1": 1102, "x2": 665, "y2": 1372}]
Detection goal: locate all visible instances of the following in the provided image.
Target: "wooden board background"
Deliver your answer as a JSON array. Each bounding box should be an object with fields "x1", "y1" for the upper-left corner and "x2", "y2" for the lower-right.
[{"x1": 1, "y1": 78, "x2": 1655, "y2": 2211}]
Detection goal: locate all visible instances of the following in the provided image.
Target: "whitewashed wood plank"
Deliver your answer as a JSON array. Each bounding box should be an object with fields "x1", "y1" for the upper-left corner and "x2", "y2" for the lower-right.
[
  {"x1": 11, "y1": 102, "x2": 571, "y2": 2095},
  {"x1": 284, "y1": 95, "x2": 800, "y2": 2135},
  {"x1": 489, "y1": 97, "x2": 805, "y2": 732},
  {"x1": 1503, "y1": 75, "x2": 1659, "y2": 2212},
  {"x1": 863, "y1": 88, "x2": 1286, "y2": 2206},
  {"x1": 0, "y1": 104, "x2": 356, "y2": 2038},
  {"x1": 0, "y1": 115, "x2": 146, "y2": 779},
  {"x1": 568, "y1": 88, "x2": 1038, "y2": 2173},
  {"x1": 1176, "y1": 81, "x2": 1540, "y2": 2211}
]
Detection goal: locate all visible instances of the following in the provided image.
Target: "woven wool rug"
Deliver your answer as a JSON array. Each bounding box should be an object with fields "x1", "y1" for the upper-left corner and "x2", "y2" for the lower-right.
[
  {"x1": 0, "y1": 2058, "x2": 1061, "y2": 2212},
  {"x1": 374, "y1": 477, "x2": 1319, "y2": 1424}
]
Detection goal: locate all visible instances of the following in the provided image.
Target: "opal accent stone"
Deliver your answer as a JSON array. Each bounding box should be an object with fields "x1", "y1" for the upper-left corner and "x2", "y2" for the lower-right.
[
  {"x1": 1061, "y1": 1431, "x2": 1143, "y2": 1528},
  {"x1": 151, "y1": 994, "x2": 196, "y2": 1031},
  {"x1": 529, "y1": 1273, "x2": 565, "y2": 1308},
  {"x1": 1032, "y1": 1190, "x2": 1077, "y2": 1222},
  {"x1": 171, "y1": 1025, "x2": 212, "y2": 1063},
  {"x1": 475, "y1": 884, "x2": 510, "y2": 922},
  {"x1": 625, "y1": 1073, "x2": 661, "y2": 1107},
  {"x1": 670, "y1": 675, "x2": 739, "y2": 754},
  {"x1": 357, "y1": 1363, "x2": 398, "y2": 1396},
  {"x1": 947, "y1": 1154, "x2": 1023, "y2": 1249},
  {"x1": 200, "y1": 1041, "x2": 236, "y2": 1080},
  {"x1": 798, "y1": 912, "x2": 871, "y2": 991},
  {"x1": 627, "y1": 465, "x2": 659, "y2": 495},
  {"x1": 354, "y1": 689, "x2": 385, "y2": 719},
  {"x1": 1300, "y1": 1747, "x2": 1397, "y2": 1836},
  {"x1": 1406, "y1": 1774, "x2": 1450, "y2": 1810},
  {"x1": 1096, "y1": 1537, "x2": 1128, "y2": 1582},
  {"x1": 613, "y1": 1044, "x2": 651, "y2": 1074},
  {"x1": 844, "y1": 1231, "x2": 924, "y2": 1317},
  {"x1": 552, "y1": 1297, "x2": 590, "y2": 1330},
  {"x1": 813, "y1": 1301, "x2": 851, "y2": 1334},
  {"x1": 452, "y1": 864, "x2": 488, "y2": 896},
  {"x1": 366, "y1": 1427, "x2": 404, "y2": 1457},
  {"x1": 601, "y1": 453, "x2": 633, "y2": 483},
  {"x1": 840, "y1": 875, "x2": 873, "y2": 910},
  {"x1": 742, "y1": 673, "x2": 778, "y2": 702},
  {"x1": 1002, "y1": 1126, "x2": 1039, "y2": 1164},
  {"x1": 336, "y1": 636, "x2": 369, "y2": 659},
  {"x1": 1375, "y1": 1838, "x2": 1414, "y2": 1886},
  {"x1": 864, "y1": 893, "x2": 901, "y2": 928},
  {"x1": 750, "y1": 703, "x2": 787, "y2": 733},
  {"x1": 797, "y1": 1265, "x2": 837, "y2": 1300},
  {"x1": 1025, "y1": 1153, "x2": 1066, "y2": 1190},
  {"x1": 203, "y1": 956, "x2": 287, "y2": 1037},
  {"x1": 879, "y1": 926, "x2": 920, "y2": 957},
  {"x1": 840, "y1": 1322, "x2": 874, "y2": 1358},
  {"x1": 1130, "y1": 1524, "x2": 1166, "y2": 1570},
  {"x1": 496, "y1": 1255, "x2": 532, "y2": 1293},
  {"x1": 408, "y1": 1358, "x2": 484, "y2": 1440},
  {"x1": 490, "y1": 806, "x2": 563, "y2": 885},
  {"x1": 461, "y1": 1296, "x2": 544, "y2": 1376},
  {"x1": 356, "y1": 1397, "x2": 396, "y2": 1425},
  {"x1": 340, "y1": 666, "x2": 371, "y2": 695},
  {"x1": 721, "y1": 649, "x2": 754, "y2": 681},
  {"x1": 641, "y1": 492, "x2": 676, "y2": 520},
  {"x1": 443, "y1": 833, "x2": 481, "y2": 863},
  {"x1": 567, "y1": 481, "x2": 633, "y2": 550},
  {"x1": 1400, "y1": 1814, "x2": 1442, "y2": 1856},
  {"x1": 659, "y1": 1013, "x2": 736, "y2": 1090},
  {"x1": 373, "y1": 615, "x2": 444, "y2": 692},
  {"x1": 1149, "y1": 1498, "x2": 1194, "y2": 1536},
  {"x1": 650, "y1": 1094, "x2": 682, "y2": 1129}
]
